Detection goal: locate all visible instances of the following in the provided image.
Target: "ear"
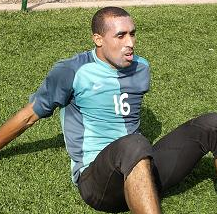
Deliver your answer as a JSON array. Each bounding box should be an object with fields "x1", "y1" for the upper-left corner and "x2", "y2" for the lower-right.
[{"x1": 92, "y1": 33, "x2": 103, "y2": 47}]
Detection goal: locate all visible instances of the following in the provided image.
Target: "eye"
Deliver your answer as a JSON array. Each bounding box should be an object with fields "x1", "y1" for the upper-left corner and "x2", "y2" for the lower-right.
[
  {"x1": 117, "y1": 34, "x2": 124, "y2": 39},
  {"x1": 130, "y1": 32, "x2": 135, "y2": 37}
]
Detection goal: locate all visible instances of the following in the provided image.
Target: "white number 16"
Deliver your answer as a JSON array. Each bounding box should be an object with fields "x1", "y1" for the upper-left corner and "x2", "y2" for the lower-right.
[{"x1": 113, "y1": 93, "x2": 130, "y2": 116}]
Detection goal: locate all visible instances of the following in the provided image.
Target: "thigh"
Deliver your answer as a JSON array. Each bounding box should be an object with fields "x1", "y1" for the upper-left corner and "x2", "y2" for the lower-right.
[
  {"x1": 78, "y1": 134, "x2": 153, "y2": 212},
  {"x1": 78, "y1": 155, "x2": 128, "y2": 213},
  {"x1": 152, "y1": 114, "x2": 215, "y2": 192}
]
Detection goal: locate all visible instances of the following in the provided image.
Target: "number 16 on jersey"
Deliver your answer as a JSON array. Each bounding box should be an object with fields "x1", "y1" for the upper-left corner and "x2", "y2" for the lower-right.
[{"x1": 113, "y1": 93, "x2": 130, "y2": 116}]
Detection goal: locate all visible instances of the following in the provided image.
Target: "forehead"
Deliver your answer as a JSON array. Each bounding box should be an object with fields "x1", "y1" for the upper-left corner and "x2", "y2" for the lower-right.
[{"x1": 104, "y1": 16, "x2": 135, "y2": 34}]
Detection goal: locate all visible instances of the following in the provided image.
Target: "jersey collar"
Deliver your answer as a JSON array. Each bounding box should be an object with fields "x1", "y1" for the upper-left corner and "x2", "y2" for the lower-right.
[{"x1": 92, "y1": 49, "x2": 118, "y2": 72}]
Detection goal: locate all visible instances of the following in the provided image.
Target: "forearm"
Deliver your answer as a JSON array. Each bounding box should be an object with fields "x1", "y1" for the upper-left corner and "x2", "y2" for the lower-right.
[
  {"x1": 0, "y1": 115, "x2": 32, "y2": 149},
  {"x1": 0, "y1": 103, "x2": 39, "y2": 150}
]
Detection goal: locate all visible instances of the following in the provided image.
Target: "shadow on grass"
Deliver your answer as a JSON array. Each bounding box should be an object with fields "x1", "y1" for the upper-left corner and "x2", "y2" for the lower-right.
[
  {"x1": 140, "y1": 106, "x2": 162, "y2": 144},
  {"x1": 162, "y1": 156, "x2": 217, "y2": 198},
  {"x1": 0, "y1": 133, "x2": 65, "y2": 160},
  {"x1": 0, "y1": 107, "x2": 162, "y2": 160},
  {"x1": 1, "y1": 109, "x2": 215, "y2": 197}
]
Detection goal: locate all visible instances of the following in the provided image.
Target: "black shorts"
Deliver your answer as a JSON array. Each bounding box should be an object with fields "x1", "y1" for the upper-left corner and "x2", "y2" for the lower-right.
[
  {"x1": 78, "y1": 134, "x2": 152, "y2": 212},
  {"x1": 78, "y1": 113, "x2": 217, "y2": 213}
]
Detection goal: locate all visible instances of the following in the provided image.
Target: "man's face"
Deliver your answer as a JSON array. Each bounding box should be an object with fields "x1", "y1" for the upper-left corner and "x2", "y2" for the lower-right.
[{"x1": 94, "y1": 16, "x2": 136, "y2": 69}]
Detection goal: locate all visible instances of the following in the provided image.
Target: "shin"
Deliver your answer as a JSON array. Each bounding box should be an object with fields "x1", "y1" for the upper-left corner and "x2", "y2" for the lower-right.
[{"x1": 124, "y1": 158, "x2": 161, "y2": 214}]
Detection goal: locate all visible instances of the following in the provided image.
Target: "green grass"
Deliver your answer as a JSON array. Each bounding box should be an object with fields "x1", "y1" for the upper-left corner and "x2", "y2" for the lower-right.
[{"x1": 0, "y1": 4, "x2": 217, "y2": 214}]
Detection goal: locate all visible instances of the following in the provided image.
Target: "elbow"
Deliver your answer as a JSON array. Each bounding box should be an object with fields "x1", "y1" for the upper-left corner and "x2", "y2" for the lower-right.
[
  {"x1": 19, "y1": 105, "x2": 39, "y2": 128},
  {"x1": 24, "y1": 115, "x2": 38, "y2": 128}
]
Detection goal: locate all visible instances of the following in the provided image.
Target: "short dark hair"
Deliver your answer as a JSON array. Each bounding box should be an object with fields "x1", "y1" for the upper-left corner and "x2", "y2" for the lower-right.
[{"x1": 91, "y1": 7, "x2": 130, "y2": 36}]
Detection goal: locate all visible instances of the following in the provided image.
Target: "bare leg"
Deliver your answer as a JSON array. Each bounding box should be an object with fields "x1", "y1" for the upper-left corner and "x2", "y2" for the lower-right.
[{"x1": 124, "y1": 158, "x2": 161, "y2": 214}]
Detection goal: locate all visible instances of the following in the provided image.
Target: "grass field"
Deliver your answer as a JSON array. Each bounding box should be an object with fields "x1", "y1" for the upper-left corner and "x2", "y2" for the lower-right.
[{"x1": 0, "y1": 4, "x2": 217, "y2": 214}]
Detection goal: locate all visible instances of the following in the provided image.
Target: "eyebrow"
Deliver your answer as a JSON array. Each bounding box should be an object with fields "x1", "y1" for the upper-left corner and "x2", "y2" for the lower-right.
[{"x1": 114, "y1": 29, "x2": 136, "y2": 37}]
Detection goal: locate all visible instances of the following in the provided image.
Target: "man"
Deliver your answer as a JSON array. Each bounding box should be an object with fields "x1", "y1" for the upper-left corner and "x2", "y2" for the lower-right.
[{"x1": 0, "y1": 6, "x2": 216, "y2": 214}]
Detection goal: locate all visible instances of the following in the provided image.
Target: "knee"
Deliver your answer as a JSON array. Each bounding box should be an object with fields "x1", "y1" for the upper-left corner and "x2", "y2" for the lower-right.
[
  {"x1": 192, "y1": 113, "x2": 217, "y2": 157},
  {"x1": 117, "y1": 134, "x2": 152, "y2": 157},
  {"x1": 115, "y1": 134, "x2": 153, "y2": 175},
  {"x1": 192, "y1": 112, "x2": 217, "y2": 130}
]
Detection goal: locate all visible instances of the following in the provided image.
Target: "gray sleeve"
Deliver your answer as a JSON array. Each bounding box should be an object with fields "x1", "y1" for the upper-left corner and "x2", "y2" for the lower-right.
[
  {"x1": 146, "y1": 66, "x2": 151, "y2": 92},
  {"x1": 29, "y1": 60, "x2": 75, "y2": 118}
]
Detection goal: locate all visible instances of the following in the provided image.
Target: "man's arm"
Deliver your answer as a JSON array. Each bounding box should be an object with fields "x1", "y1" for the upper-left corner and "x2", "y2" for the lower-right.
[{"x1": 0, "y1": 102, "x2": 39, "y2": 150}]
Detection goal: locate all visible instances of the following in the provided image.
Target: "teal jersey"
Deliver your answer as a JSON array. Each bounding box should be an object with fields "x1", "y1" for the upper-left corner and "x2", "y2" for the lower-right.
[{"x1": 30, "y1": 49, "x2": 150, "y2": 184}]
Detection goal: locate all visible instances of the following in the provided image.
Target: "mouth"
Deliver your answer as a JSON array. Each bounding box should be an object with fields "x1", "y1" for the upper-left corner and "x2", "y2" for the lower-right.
[{"x1": 124, "y1": 51, "x2": 134, "y2": 61}]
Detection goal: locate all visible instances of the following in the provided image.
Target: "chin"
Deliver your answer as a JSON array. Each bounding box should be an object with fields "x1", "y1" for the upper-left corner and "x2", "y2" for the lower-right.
[
  {"x1": 123, "y1": 61, "x2": 133, "y2": 68},
  {"x1": 112, "y1": 61, "x2": 132, "y2": 69},
  {"x1": 116, "y1": 64, "x2": 130, "y2": 69}
]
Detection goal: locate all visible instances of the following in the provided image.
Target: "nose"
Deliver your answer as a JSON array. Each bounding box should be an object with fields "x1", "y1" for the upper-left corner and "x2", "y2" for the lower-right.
[{"x1": 126, "y1": 34, "x2": 135, "y2": 48}]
